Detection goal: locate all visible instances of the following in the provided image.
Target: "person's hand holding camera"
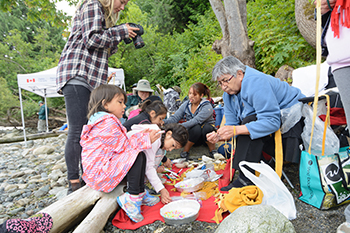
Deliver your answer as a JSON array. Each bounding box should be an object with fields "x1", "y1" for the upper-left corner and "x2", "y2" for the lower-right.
[{"x1": 126, "y1": 23, "x2": 139, "y2": 38}]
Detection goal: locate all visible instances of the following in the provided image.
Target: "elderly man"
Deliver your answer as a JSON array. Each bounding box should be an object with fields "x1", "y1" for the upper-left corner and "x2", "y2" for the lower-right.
[{"x1": 207, "y1": 56, "x2": 305, "y2": 191}]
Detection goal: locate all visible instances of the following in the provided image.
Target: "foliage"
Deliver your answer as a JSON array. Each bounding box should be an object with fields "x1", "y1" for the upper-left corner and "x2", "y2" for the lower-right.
[
  {"x1": 247, "y1": 0, "x2": 316, "y2": 75},
  {"x1": 110, "y1": 4, "x2": 221, "y2": 94},
  {"x1": 135, "y1": 0, "x2": 211, "y2": 34},
  {"x1": 0, "y1": 77, "x2": 19, "y2": 118},
  {"x1": 0, "y1": 0, "x2": 72, "y2": 28}
]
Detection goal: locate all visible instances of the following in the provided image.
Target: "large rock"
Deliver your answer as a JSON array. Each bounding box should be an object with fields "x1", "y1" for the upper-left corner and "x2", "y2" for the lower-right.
[
  {"x1": 215, "y1": 205, "x2": 295, "y2": 233},
  {"x1": 33, "y1": 145, "x2": 55, "y2": 155}
]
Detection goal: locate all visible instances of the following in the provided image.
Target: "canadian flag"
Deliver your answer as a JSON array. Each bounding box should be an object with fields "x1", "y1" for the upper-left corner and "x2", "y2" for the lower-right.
[{"x1": 27, "y1": 78, "x2": 35, "y2": 83}]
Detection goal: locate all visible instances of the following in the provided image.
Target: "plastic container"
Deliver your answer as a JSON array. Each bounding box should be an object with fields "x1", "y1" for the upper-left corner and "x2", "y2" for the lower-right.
[
  {"x1": 160, "y1": 200, "x2": 200, "y2": 225},
  {"x1": 175, "y1": 177, "x2": 204, "y2": 193}
]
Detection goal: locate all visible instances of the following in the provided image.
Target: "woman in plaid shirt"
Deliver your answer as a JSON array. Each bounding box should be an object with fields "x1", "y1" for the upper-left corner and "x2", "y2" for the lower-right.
[{"x1": 56, "y1": 0, "x2": 139, "y2": 194}]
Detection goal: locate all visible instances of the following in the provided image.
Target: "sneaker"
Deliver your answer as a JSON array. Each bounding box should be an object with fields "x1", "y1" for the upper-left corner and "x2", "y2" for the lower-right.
[
  {"x1": 180, "y1": 151, "x2": 189, "y2": 160},
  {"x1": 140, "y1": 189, "x2": 160, "y2": 206},
  {"x1": 117, "y1": 192, "x2": 143, "y2": 222},
  {"x1": 209, "y1": 150, "x2": 218, "y2": 158}
]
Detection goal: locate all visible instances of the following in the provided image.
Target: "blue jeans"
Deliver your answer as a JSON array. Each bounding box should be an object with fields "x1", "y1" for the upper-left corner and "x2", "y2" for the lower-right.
[{"x1": 62, "y1": 84, "x2": 91, "y2": 180}]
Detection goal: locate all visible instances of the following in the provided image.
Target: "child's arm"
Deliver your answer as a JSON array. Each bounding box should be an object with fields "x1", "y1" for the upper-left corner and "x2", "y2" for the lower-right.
[{"x1": 144, "y1": 139, "x2": 166, "y2": 194}]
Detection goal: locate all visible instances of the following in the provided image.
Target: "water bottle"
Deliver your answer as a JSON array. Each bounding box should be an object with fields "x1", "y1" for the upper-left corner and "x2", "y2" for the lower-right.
[{"x1": 337, "y1": 204, "x2": 350, "y2": 233}]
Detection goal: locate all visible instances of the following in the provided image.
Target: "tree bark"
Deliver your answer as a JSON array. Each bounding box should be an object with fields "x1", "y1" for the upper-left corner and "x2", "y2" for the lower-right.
[
  {"x1": 209, "y1": 0, "x2": 255, "y2": 67},
  {"x1": 295, "y1": 0, "x2": 316, "y2": 48}
]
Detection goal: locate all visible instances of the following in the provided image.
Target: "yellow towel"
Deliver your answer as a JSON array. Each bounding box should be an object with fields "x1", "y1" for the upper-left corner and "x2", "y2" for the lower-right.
[{"x1": 212, "y1": 185, "x2": 263, "y2": 223}]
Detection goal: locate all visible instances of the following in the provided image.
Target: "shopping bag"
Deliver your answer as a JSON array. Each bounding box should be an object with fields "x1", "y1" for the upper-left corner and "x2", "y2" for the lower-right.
[
  {"x1": 299, "y1": 147, "x2": 350, "y2": 209},
  {"x1": 239, "y1": 161, "x2": 297, "y2": 220},
  {"x1": 299, "y1": 95, "x2": 350, "y2": 209}
]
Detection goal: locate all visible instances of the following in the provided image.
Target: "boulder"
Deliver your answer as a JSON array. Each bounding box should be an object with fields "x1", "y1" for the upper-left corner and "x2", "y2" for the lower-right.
[{"x1": 215, "y1": 205, "x2": 295, "y2": 233}]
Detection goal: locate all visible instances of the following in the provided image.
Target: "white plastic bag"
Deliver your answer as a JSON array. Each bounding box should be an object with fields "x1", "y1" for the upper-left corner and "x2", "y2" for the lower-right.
[
  {"x1": 301, "y1": 103, "x2": 340, "y2": 156},
  {"x1": 239, "y1": 161, "x2": 297, "y2": 220}
]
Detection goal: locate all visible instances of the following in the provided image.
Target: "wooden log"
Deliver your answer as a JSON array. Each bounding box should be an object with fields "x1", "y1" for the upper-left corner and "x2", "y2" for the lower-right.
[
  {"x1": 37, "y1": 183, "x2": 126, "y2": 232},
  {"x1": 39, "y1": 186, "x2": 103, "y2": 233},
  {"x1": 0, "y1": 131, "x2": 67, "y2": 144},
  {"x1": 73, "y1": 184, "x2": 125, "y2": 233}
]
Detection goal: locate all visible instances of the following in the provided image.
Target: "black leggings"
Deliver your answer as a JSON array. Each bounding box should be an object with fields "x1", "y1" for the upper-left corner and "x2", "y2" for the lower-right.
[
  {"x1": 62, "y1": 84, "x2": 91, "y2": 180},
  {"x1": 126, "y1": 152, "x2": 146, "y2": 195},
  {"x1": 188, "y1": 123, "x2": 216, "y2": 145}
]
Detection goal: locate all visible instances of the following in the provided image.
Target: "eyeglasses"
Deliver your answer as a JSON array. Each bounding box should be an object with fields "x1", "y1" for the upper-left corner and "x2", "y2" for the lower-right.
[{"x1": 217, "y1": 75, "x2": 234, "y2": 87}]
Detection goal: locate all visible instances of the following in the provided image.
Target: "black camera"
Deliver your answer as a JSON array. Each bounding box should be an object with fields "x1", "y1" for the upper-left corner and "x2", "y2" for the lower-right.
[{"x1": 124, "y1": 23, "x2": 145, "y2": 49}]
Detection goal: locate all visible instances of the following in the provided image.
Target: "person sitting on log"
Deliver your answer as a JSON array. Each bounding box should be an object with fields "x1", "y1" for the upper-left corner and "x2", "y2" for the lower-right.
[{"x1": 80, "y1": 84, "x2": 161, "y2": 223}]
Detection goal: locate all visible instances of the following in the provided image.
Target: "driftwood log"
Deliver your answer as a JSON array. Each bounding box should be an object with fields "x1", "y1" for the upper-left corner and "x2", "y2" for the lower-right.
[
  {"x1": 38, "y1": 184, "x2": 125, "y2": 233},
  {"x1": 0, "y1": 131, "x2": 67, "y2": 144}
]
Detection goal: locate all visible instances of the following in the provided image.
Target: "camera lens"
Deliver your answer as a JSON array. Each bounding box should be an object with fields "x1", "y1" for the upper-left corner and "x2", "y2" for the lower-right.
[{"x1": 134, "y1": 37, "x2": 145, "y2": 49}]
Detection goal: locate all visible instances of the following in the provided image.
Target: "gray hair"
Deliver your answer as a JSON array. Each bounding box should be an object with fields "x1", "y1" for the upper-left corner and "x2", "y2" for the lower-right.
[{"x1": 212, "y1": 56, "x2": 246, "y2": 81}]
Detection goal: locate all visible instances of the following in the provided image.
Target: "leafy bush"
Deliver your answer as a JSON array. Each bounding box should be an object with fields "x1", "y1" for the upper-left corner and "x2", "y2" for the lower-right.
[{"x1": 247, "y1": 0, "x2": 316, "y2": 74}]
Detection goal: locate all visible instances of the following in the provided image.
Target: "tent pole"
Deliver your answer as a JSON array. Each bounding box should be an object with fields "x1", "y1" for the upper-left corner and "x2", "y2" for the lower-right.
[
  {"x1": 44, "y1": 89, "x2": 49, "y2": 133},
  {"x1": 18, "y1": 87, "x2": 27, "y2": 146}
]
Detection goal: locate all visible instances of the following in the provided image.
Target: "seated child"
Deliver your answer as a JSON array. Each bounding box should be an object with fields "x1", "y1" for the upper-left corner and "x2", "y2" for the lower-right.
[
  {"x1": 123, "y1": 100, "x2": 172, "y2": 171},
  {"x1": 126, "y1": 123, "x2": 188, "y2": 207},
  {"x1": 80, "y1": 84, "x2": 160, "y2": 223}
]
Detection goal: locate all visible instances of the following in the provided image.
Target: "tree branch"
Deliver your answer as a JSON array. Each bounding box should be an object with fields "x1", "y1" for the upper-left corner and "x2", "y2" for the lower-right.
[{"x1": 0, "y1": 57, "x2": 26, "y2": 72}]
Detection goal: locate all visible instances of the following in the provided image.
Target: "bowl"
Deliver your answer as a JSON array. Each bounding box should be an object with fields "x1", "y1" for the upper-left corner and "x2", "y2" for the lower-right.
[
  {"x1": 174, "y1": 177, "x2": 205, "y2": 193},
  {"x1": 160, "y1": 200, "x2": 200, "y2": 225}
]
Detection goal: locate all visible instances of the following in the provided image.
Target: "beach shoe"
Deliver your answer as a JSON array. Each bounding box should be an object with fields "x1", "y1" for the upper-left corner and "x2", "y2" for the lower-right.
[
  {"x1": 140, "y1": 189, "x2": 160, "y2": 206},
  {"x1": 117, "y1": 192, "x2": 143, "y2": 222}
]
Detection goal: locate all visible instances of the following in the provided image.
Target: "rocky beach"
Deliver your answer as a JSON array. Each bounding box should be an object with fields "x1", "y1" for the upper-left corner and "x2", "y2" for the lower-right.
[{"x1": 0, "y1": 128, "x2": 347, "y2": 232}]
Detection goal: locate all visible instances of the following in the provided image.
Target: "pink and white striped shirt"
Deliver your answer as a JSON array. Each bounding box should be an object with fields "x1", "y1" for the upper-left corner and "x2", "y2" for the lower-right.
[{"x1": 80, "y1": 112, "x2": 151, "y2": 192}]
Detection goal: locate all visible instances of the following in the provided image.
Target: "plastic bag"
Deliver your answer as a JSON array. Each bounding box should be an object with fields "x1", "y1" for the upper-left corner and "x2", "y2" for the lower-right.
[
  {"x1": 301, "y1": 103, "x2": 340, "y2": 156},
  {"x1": 280, "y1": 102, "x2": 303, "y2": 134},
  {"x1": 239, "y1": 161, "x2": 296, "y2": 220}
]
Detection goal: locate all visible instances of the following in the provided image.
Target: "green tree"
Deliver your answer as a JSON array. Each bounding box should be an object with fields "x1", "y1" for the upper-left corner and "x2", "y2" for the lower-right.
[
  {"x1": 0, "y1": 0, "x2": 72, "y2": 28},
  {"x1": 136, "y1": 0, "x2": 211, "y2": 34},
  {"x1": 247, "y1": 0, "x2": 315, "y2": 74}
]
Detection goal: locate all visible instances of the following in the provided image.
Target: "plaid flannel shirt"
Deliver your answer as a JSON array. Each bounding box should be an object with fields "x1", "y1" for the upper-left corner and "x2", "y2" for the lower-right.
[{"x1": 56, "y1": 0, "x2": 128, "y2": 94}]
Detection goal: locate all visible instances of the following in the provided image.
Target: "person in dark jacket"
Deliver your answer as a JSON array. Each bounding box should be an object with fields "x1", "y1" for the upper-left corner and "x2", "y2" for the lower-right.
[{"x1": 164, "y1": 82, "x2": 216, "y2": 160}]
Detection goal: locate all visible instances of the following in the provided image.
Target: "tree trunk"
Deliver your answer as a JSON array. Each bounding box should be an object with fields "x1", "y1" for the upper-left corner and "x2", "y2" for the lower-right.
[
  {"x1": 209, "y1": 0, "x2": 255, "y2": 67},
  {"x1": 295, "y1": 0, "x2": 316, "y2": 48}
]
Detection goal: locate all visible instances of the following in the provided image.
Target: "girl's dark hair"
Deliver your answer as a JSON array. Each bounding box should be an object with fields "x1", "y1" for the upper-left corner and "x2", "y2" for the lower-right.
[
  {"x1": 190, "y1": 82, "x2": 211, "y2": 99},
  {"x1": 140, "y1": 100, "x2": 168, "y2": 116},
  {"x1": 160, "y1": 123, "x2": 189, "y2": 148},
  {"x1": 87, "y1": 84, "x2": 127, "y2": 119}
]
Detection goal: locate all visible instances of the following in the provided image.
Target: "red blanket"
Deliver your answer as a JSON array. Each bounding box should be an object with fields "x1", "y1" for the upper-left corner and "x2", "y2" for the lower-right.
[{"x1": 112, "y1": 165, "x2": 230, "y2": 230}]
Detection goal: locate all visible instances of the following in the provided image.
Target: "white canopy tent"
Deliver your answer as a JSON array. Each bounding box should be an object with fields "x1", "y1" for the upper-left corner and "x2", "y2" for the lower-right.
[{"x1": 17, "y1": 66, "x2": 125, "y2": 144}]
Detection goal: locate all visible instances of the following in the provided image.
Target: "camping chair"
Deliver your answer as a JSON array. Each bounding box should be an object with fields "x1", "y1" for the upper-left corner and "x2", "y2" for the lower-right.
[{"x1": 108, "y1": 69, "x2": 126, "y2": 91}]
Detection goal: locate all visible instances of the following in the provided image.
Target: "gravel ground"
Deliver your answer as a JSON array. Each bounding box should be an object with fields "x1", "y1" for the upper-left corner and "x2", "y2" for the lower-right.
[
  {"x1": 0, "y1": 128, "x2": 347, "y2": 233},
  {"x1": 103, "y1": 149, "x2": 347, "y2": 233}
]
